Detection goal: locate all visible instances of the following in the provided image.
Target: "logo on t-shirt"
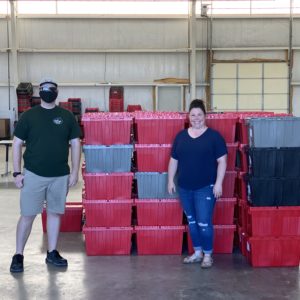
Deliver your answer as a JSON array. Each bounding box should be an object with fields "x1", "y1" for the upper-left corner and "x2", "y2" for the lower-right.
[{"x1": 53, "y1": 117, "x2": 63, "y2": 125}]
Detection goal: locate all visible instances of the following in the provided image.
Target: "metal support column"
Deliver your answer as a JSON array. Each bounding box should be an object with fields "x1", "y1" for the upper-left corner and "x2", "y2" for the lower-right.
[
  {"x1": 188, "y1": 0, "x2": 196, "y2": 108},
  {"x1": 9, "y1": 0, "x2": 19, "y2": 117},
  {"x1": 288, "y1": 0, "x2": 294, "y2": 114}
]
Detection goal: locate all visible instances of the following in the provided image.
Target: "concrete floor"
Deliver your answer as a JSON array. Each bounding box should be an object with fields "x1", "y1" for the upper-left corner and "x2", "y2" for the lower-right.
[{"x1": 0, "y1": 145, "x2": 299, "y2": 300}]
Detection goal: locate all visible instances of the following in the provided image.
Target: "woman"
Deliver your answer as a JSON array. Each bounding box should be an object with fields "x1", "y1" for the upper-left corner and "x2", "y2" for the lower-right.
[{"x1": 168, "y1": 99, "x2": 227, "y2": 268}]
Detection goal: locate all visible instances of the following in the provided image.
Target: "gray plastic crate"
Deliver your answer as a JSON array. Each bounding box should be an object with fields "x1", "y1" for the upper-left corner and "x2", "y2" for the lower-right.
[
  {"x1": 248, "y1": 117, "x2": 300, "y2": 148},
  {"x1": 83, "y1": 145, "x2": 133, "y2": 173},
  {"x1": 135, "y1": 172, "x2": 179, "y2": 199}
]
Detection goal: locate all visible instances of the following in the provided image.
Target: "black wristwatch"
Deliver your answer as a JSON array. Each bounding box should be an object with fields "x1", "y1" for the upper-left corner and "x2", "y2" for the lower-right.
[{"x1": 13, "y1": 172, "x2": 22, "y2": 178}]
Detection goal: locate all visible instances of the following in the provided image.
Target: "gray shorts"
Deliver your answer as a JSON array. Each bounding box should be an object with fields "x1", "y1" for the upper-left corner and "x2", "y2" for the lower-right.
[{"x1": 20, "y1": 169, "x2": 69, "y2": 216}]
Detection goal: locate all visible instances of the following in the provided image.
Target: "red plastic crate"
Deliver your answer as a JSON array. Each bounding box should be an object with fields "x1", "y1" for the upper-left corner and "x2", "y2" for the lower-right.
[
  {"x1": 135, "y1": 115, "x2": 185, "y2": 144},
  {"x1": 213, "y1": 225, "x2": 236, "y2": 253},
  {"x1": 238, "y1": 199, "x2": 249, "y2": 230},
  {"x1": 135, "y1": 226, "x2": 185, "y2": 255},
  {"x1": 85, "y1": 107, "x2": 99, "y2": 113},
  {"x1": 109, "y1": 86, "x2": 124, "y2": 99},
  {"x1": 83, "y1": 172, "x2": 133, "y2": 200},
  {"x1": 246, "y1": 237, "x2": 300, "y2": 267},
  {"x1": 83, "y1": 226, "x2": 133, "y2": 256},
  {"x1": 226, "y1": 143, "x2": 238, "y2": 171},
  {"x1": 135, "y1": 199, "x2": 183, "y2": 226},
  {"x1": 213, "y1": 198, "x2": 237, "y2": 225},
  {"x1": 82, "y1": 113, "x2": 132, "y2": 145},
  {"x1": 238, "y1": 144, "x2": 249, "y2": 172},
  {"x1": 127, "y1": 105, "x2": 142, "y2": 112},
  {"x1": 223, "y1": 171, "x2": 237, "y2": 198},
  {"x1": 68, "y1": 98, "x2": 81, "y2": 102},
  {"x1": 206, "y1": 116, "x2": 238, "y2": 143},
  {"x1": 109, "y1": 98, "x2": 124, "y2": 112},
  {"x1": 278, "y1": 206, "x2": 300, "y2": 236},
  {"x1": 135, "y1": 144, "x2": 172, "y2": 172},
  {"x1": 247, "y1": 207, "x2": 280, "y2": 237},
  {"x1": 238, "y1": 226, "x2": 248, "y2": 256},
  {"x1": 247, "y1": 206, "x2": 300, "y2": 237},
  {"x1": 187, "y1": 224, "x2": 236, "y2": 254},
  {"x1": 237, "y1": 172, "x2": 247, "y2": 200},
  {"x1": 42, "y1": 202, "x2": 82, "y2": 232},
  {"x1": 59, "y1": 102, "x2": 73, "y2": 112},
  {"x1": 17, "y1": 94, "x2": 32, "y2": 100},
  {"x1": 83, "y1": 199, "x2": 133, "y2": 227}
]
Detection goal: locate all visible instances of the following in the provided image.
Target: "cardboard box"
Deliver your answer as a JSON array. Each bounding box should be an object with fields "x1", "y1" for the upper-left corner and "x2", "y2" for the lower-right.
[{"x1": 0, "y1": 119, "x2": 10, "y2": 138}]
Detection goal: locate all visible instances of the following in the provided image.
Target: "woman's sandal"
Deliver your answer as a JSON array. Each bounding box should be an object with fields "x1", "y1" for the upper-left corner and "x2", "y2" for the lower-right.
[
  {"x1": 201, "y1": 256, "x2": 213, "y2": 268},
  {"x1": 183, "y1": 253, "x2": 203, "y2": 264}
]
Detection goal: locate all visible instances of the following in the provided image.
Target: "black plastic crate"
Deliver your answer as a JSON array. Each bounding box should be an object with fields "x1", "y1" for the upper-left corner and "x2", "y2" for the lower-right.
[
  {"x1": 248, "y1": 177, "x2": 280, "y2": 206},
  {"x1": 249, "y1": 148, "x2": 300, "y2": 177},
  {"x1": 248, "y1": 148, "x2": 278, "y2": 177},
  {"x1": 16, "y1": 82, "x2": 33, "y2": 96},
  {"x1": 281, "y1": 178, "x2": 300, "y2": 206},
  {"x1": 281, "y1": 148, "x2": 300, "y2": 177},
  {"x1": 248, "y1": 176, "x2": 300, "y2": 206}
]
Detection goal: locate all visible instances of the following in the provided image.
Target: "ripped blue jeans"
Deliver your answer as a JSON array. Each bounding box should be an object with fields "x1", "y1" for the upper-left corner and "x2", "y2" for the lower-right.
[{"x1": 178, "y1": 185, "x2": 216, "y2": 254}]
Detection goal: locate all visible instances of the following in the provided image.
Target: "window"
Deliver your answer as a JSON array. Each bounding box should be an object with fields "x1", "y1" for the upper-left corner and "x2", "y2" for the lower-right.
[
  {"x1": 197, "y1": 0, "x2": 299, "y2": 16},
  {"x1": 14, "y1": 0, "x2": 300, "y2": 16},
  {"x1": 0, "y1": 1, "x2": 9, "y2": 15},
  {"x1": 212, "y1": 63, "x2": 288, "y2": 113},
  {"x1": 16, "y1": 1, "x2": 189, "y2": 15}
]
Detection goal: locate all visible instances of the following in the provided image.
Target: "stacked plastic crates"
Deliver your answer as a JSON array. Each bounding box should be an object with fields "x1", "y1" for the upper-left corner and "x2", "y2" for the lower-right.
[
  {"x1": 59, "y1": 101, "x2": 73, "y2": 112},
  {"x1": 16, "y1": 82, "x2": 33, "y2": 116},
  {"x1": 109, "y1": 86, "x2": 124, "y2": 112},
  {"x1": 235, "y1": 112, "x2": 275, "y2": 259},
  {"x1": 134, "y1": 112, "x2": 186, "y2": 254},
  {"x1": 184, "y1": 113, "x2": 238, "y2": 254},
  {"x1": 238, "y1": 116, "x2": 300, "y2": 267},
  {"x1": 82, "y1": 112, "x2": 134, "y2": 255}
]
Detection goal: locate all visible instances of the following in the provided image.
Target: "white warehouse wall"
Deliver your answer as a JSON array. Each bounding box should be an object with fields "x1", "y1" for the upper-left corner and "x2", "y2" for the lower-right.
[{"x1": 1, "y1": 16, "x2": 300, "y2": 118}]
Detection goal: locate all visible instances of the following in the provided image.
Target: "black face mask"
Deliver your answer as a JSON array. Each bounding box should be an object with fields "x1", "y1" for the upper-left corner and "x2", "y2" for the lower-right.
[{"x1": 39, "y1": 90, "x2": 58, "y2": 103}]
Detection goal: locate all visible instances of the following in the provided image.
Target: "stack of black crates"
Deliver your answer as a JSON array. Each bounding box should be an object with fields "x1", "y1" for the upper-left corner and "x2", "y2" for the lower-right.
[{"x1": 239, "y1": 117, "x2": 300, "y2": 267}]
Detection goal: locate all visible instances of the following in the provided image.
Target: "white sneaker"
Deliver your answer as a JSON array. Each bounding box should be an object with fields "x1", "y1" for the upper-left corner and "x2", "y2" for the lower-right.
[{"x1": 183, "y1": 252, "x2": 203, "y2": 264}]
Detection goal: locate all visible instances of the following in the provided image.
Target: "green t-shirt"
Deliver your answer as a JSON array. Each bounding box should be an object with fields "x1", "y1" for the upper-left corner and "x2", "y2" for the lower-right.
[{"x1": 14, "y1": 105, "x2": 80, "y2": 177}]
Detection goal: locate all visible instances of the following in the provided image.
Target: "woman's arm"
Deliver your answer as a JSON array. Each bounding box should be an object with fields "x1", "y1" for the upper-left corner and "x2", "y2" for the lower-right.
[
  {"x1": 213, "y1": 154, "x2": 227, "y2": 198},
  {"x1": 168, "y1": 157, "x2": 178, "y2": 194}
]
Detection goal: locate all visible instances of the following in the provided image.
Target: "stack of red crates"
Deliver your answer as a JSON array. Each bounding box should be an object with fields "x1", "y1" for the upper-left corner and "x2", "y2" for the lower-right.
[
  {"x1": 235, "y1": 112, "x2": 300, "y2": 267},
  {"x1": 109, "y1": 86, "x2": 124, "y2": 112},
  {"x1": 59, "y1": 101, "x2": 73, "y2": 112},
  {"x1": 82, "y1": 112, "x2": 134, "y2": 255},
  {"x1": 134, "y1": 112, "x2": 186, "y2": 255},
  {"x1": 16, "y1": 82, "x2": 33, "y2": 115}
]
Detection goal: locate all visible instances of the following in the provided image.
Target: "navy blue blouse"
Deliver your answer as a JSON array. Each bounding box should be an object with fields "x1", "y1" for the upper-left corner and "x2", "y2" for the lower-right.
[{"x1": 171, "y1": 128, "x2": 227, "y2": 190}]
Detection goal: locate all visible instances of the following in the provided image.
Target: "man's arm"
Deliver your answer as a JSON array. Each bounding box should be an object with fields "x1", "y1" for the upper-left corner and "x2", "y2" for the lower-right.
[
  {"x1": 13, "y1": 136, "x2": 25, "y2": 188},
  {"x1": 68, "y1": 138, "x2": 81, "y2": 187}
]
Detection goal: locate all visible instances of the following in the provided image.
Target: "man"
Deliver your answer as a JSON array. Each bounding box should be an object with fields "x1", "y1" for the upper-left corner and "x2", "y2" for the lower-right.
[{"x1": 10, "y1": 79, "x2": 81, "y2": 273}]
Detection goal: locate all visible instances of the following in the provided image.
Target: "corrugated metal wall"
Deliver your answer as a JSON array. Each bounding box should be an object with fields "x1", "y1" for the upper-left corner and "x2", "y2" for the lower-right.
[{"x1": 0, "y1": 16, "x2": 300, "y2": 117}]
